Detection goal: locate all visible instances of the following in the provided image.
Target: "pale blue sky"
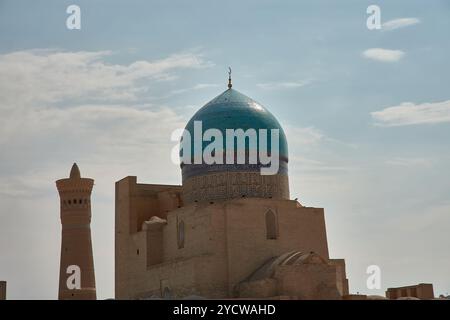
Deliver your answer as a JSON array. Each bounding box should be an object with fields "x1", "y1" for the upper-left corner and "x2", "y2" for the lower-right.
[{"x1": 0, "y1": 0, "x2": 449, "y2": 299}]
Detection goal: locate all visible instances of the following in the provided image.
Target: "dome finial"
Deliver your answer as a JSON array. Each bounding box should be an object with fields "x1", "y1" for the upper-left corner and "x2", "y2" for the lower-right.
[{"x1": 228, "y1": 67, "x2": 232, "y2": 89}]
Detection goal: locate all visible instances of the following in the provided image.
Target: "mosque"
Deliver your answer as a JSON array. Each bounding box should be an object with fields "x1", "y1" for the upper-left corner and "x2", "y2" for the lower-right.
[
  {"x1": 48, "y1": 75, "x2": 439, "y2": 300},
  {"x1": 114, "y1": 76, "x2": 350, "y2": 300}
]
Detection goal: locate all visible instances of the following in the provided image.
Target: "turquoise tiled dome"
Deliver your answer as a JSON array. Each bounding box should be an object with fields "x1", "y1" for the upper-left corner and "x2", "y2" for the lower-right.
[{"x1": 181, "y1": 88, "x2": 288, "y2": 180}]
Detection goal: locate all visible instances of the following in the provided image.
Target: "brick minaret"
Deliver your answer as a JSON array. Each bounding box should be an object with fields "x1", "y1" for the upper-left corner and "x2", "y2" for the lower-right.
[{"x1": 56, "y1": 163, "x2": 96, "y2": 300}]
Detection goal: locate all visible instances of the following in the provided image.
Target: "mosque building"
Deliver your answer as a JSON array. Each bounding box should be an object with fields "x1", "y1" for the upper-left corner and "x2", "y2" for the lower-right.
[
  {"x1": 114, "y1": 77, "x2": 350, "y2": 299},
  {"x1": 49, "y1": 76, "x2": 440, "y2": 300}
]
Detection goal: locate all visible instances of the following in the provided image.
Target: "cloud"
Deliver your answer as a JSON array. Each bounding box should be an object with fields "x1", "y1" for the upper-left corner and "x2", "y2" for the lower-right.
[
  {"x1": 362, "y1": 48, "x2": 405, "y2": 62},
  {"x1": 371, "y1": 100, "x2": 450, "y2": 126},
  {"x1": 170, "y1": 83, "x2": 219, "y2": 95},
  {"x1": 0, "y1": 49, "x2": 211, "y2": 106},
  {"x1": 284, "y1": 126, "x2": 357, "y2": 173},
  {"x1": 0, "y1": 49, "x2": 203, "y2": 181},
  {"x1": 284, "y1": 126, "x2": 324, "y2": 146},
  {"x1": 256, "y1": 81, "x2": 310, "y2": 90},
  {"x1": 382, "y1": 18, "x2": 420, "y2": 31},
  {"x1": 385, "y1": 157, "x2": 434, "y2": 167},
  {"x1": 0, "y1": 102, "x2": 186, "y2": 197}
]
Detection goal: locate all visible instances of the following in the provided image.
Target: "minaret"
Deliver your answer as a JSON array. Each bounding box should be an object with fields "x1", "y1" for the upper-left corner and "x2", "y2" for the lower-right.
[{"x1": 56, "y1": 163, "x2": 96, "y2": 300}]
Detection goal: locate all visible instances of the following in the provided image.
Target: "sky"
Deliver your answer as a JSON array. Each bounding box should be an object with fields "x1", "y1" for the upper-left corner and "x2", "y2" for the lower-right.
[{"x1": 0, "y1": 0, "x2": 449, "y2": 299}]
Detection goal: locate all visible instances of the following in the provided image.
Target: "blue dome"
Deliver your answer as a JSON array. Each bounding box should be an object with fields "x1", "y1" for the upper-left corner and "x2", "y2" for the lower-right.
[{"x1": 181, "y1": 88, "x2": 288, "y2": 180}]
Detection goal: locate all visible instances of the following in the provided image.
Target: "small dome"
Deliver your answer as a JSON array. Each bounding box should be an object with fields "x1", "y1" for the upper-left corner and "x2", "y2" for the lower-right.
[{"x1": 244, "y1": 251, "x2": 327, "y2": 282}]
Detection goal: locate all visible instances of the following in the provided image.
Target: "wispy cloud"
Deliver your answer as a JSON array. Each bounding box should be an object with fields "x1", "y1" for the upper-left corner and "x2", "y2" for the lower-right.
[
  {"x1": 284, "y1": 126, "x2": 324, "y2": 146},
  {"x1": 170, "y1": 83, "x2": 219, "y2": 95},
  {"x1": 285, "y1": 126, "x2": 357, "y2": 173},
  {"x1": 362, "y1": 48, "x2": 405, "y2": 62},
  {"x1": 0, "y1": 49, "x2": 212, "y2": 106},
  {"x1": 371, "y1": 100, "x2": 450, "y2": 126},
  {"x1": 382, "y1": 18, "x2": 421, "y2": 31},
  {"x1": 291, "y1": 156, "x2": 355, "y2": 172},
  {"x1": 256, "y1": 80, "x2": 310, "y2": 90},
  {"x1": 385, "y1": 157, "x2": 434, "y2": 167}
]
